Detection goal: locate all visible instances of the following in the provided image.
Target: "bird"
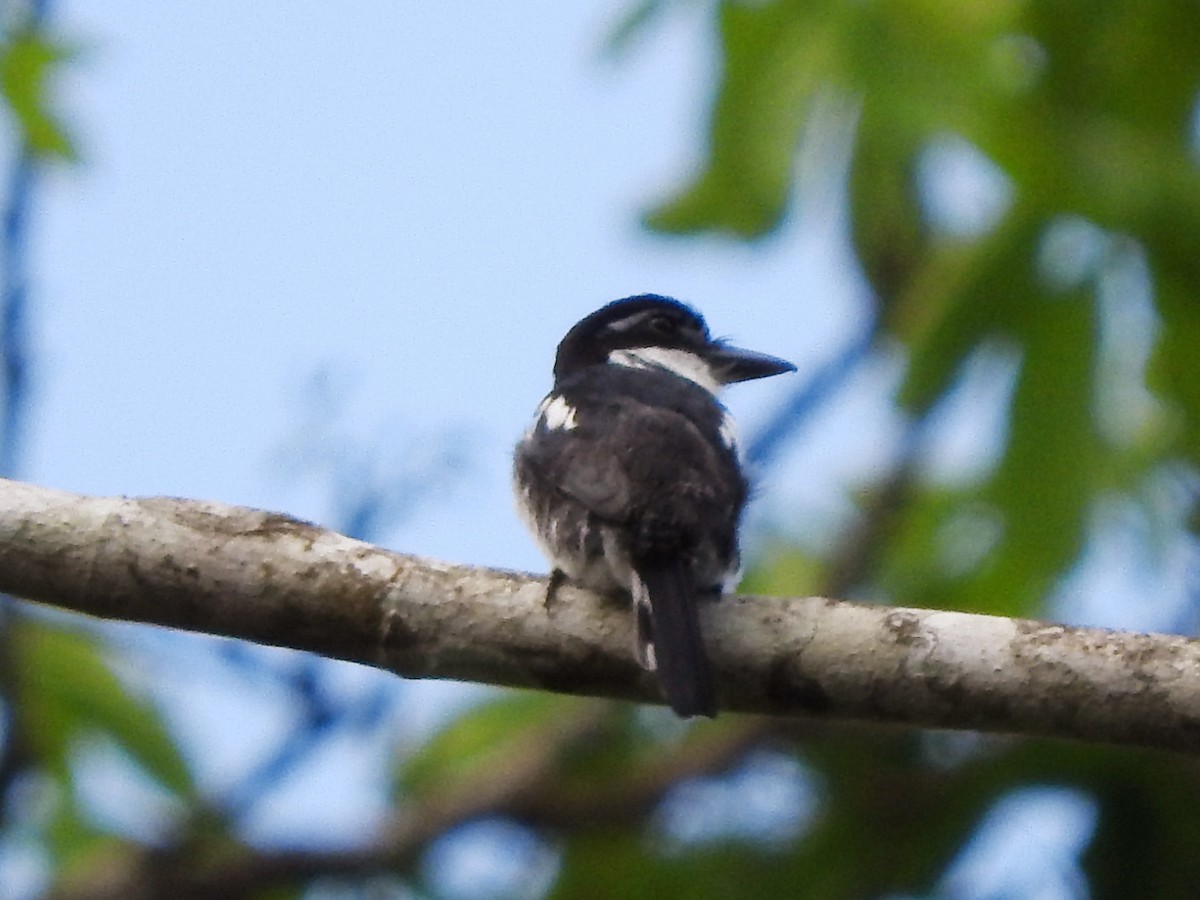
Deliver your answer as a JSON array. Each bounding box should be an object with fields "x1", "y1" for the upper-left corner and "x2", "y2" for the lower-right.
[{"x1": 513, "y1": 294, "x2": 795, "y2": 717}]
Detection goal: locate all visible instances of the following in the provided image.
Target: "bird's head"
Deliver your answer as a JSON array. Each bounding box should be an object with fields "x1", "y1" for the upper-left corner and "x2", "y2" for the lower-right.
[{"x1": 553, "y1": 294, "x2": 796, "y2": 392}]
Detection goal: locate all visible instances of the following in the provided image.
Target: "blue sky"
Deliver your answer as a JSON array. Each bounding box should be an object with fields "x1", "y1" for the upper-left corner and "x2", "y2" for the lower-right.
[{"x1": 28, "y1": 2, "x2": 874, "y2": 583}]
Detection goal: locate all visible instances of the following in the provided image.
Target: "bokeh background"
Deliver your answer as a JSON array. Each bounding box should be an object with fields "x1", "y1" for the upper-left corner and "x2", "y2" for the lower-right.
[{"x1": 2, "y1": 1, "x2": 1199, "y2": 897}]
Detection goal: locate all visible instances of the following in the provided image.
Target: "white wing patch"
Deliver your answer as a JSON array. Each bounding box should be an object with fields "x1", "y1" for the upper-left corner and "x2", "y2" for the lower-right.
[
  {"x1": 536, "y1": 394, "x2": 579, "y2": 431},
  {"x1": 609, "y1": 347, "x2": 721, "y2": 395},
  {"x1": 718, "y1": 411, "x2": 740, "y2": 455},
  {"x1": 631, "y1": 571, "x2": 657, "y2": 671},
  {"x1": 720, "y1": 559, "x2": 743, "y2": 595}
]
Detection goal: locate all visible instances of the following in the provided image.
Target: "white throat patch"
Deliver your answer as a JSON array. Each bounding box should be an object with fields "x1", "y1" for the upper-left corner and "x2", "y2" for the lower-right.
[{"x1": 608, "y1": 347, "x2": 721, "y2": 395}]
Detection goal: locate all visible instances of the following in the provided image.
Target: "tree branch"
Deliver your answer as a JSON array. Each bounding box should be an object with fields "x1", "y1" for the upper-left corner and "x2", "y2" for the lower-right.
[{"x1": 0, "y1": 477, "x2": 1198, "y2": 753}]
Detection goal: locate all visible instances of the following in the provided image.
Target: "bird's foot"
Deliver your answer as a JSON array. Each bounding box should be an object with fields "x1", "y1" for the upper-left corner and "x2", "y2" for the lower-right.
[{"x1": 545, "y1": 568, "x2": 568, "y2": 608}]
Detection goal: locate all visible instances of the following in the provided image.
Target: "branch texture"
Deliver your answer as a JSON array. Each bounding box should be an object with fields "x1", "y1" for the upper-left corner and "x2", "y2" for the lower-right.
[{"x1": 0, "y1": 478, "x2": 1198, "y2": 753}]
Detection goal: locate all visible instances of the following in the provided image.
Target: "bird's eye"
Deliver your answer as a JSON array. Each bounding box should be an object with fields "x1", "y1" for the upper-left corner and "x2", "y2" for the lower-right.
[{"x1": 649, "y1": 314, "x2": 676, "y2": 335}]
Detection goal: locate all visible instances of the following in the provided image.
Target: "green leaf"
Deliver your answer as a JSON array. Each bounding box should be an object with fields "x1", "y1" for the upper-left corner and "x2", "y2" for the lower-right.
[
  {"x1": 897, "y1": 211, "x2": 1042, "y2": 414},
  {"x1": 1142, "y1": 186, "x2": 1200, "y2": 468},
  {"x1": 740, "y1": 541, "x2": 826, "y2": 597},
  {"x1": 0, "y1": 27, "x2": 77, "y2": 161},
  {"x1": 396, "y1": 691, "x2": 589, "y2": 801},
  {"x1": 847, "y1": 115, "x2": 926, "y2": 307},
  {"x1": 552, "y1": 833, "x2": 793, "y2": 900},
  {"x1": 977, "y1": 282, "x2": 1099, "y2": 613},
  {"x1": 44, "y1": 805, "x2": 121, "y2": 890},
  {"x1": 14, "y1": 620, "x2": 196, "y2": 798},
  {"x1": 644, "y1": 0, "x2": 835, "y2": 236},
  {"x1": 1150, "y1": 276, "x2": 1200, "y2": 465},
  {"x1": 875, "y1": 486, "x2": 1001, "y2": 613},
  {"x1": 888, "y1": 215, "x2": 1102, "y2": 615}
]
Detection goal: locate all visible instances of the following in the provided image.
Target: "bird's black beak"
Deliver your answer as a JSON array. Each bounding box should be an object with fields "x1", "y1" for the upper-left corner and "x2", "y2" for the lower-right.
[{"x1": 706, "y1": 343, "x2": 796, "y2": 384}]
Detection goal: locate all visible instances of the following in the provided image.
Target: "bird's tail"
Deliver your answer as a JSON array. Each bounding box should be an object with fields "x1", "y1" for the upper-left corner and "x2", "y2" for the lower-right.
[{"x1": 632, "y1": 560, "x2": 716, "y2": 718}]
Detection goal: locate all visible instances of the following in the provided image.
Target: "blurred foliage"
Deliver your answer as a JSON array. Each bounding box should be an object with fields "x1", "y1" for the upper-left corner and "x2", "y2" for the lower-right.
[
  {"x1": 3, "y1": 1, "x2": 1200, "y2": 899},
  {"x1": 625, "y1": 0, "x2": 1200, "y2": 898},
  {"x1": 13, "y1": 622, "x2": 194, "y2": 797},
  {"x1": 646, "y1": 0, "x2": 1200, "y2": 625},
  {"x1": 0, "y1": 25, "x2": 75, "y2": 160},
  {"x1": 9, "y1": 621, "x2": 198, "y2": 885}
]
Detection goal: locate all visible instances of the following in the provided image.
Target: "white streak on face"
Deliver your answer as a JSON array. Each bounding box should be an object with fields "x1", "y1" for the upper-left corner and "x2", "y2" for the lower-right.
[
  {"x1": 609, "y1": 347, "x2": 721, "y2": 395},
  {"x1": 537, "y1": 394, "x2": 578, "y2": 431}
]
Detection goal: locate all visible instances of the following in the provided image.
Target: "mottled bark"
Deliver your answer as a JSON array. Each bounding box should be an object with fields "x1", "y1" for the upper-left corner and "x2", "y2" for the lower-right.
[{"x1": 0, "y1": 478, "x2": 1197, "y2": 753}]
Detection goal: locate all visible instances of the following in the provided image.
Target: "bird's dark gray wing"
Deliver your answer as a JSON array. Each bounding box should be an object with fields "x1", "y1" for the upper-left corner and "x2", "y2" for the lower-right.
[
  {"x1": 520, "y1": 394, "x2": 737, "y2": 529},
  {"x1": 527, "y1": 429, "x2": 633, "y2": 522}
]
